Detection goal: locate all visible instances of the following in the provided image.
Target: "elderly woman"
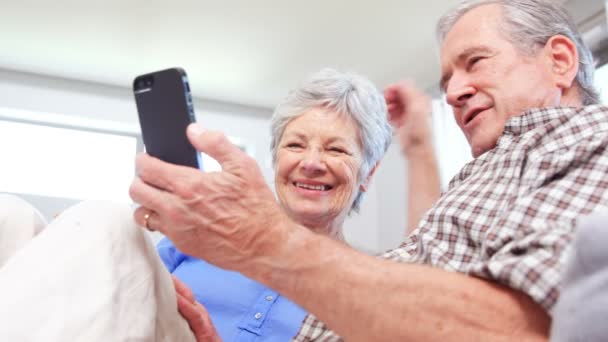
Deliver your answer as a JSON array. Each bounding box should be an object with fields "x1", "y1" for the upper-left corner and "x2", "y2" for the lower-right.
[
  {"x1": 0, "y1": 68, "x2": 392, "y2": 341},
  {"x1": 156, "y1": 68, "x2": 392, "y2": 340}
]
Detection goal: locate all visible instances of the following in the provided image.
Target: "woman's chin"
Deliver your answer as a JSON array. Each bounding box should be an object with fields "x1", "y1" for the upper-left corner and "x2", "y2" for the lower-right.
[{"x1": 290, "y1": 209, "x2": 333, "y2": 227}]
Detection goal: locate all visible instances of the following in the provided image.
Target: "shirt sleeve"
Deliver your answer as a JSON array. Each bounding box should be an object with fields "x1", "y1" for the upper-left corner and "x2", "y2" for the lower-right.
[
  {"x1": 291, "y1": 313, "x2": 343, "y2": 341},
  {"x1": 156, "y1": 237, "x2": 183, "y2": 272},
  {"x1": 470, "y1": 134, "x2": 608, "y2": 313}
]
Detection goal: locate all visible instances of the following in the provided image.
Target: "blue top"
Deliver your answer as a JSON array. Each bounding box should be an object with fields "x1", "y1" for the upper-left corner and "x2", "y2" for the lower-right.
[{"x1": 157, "y1": 238, "x2": 307, "y2": 342}]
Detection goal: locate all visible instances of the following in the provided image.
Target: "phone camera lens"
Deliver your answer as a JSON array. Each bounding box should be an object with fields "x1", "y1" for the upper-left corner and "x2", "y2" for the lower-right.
[{"x1": 135, "y1": 76, "x2": 154, "y2": 90}]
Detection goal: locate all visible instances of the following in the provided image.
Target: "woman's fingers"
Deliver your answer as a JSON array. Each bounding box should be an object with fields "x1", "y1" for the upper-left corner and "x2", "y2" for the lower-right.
[
  {"x1": 175, "y1": 287, "x2": 220, "y2": 341},
  {"x1": 172, "y1": 275, "x2": 195, "y2": 303}
]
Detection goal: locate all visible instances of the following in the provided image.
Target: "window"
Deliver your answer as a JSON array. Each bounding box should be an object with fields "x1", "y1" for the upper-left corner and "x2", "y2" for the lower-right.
[
  {"x1": 200, "y1": 137, "x2": 252, "y2": 172},
  {"x1": 0, "y1": 114, "x2": 139, "y2": 203},
  {"x1": 594, "y1": 62, "x2": 608, "y2": 104},
  {"x1": 431, "y1": 99, "x2": 472, "y2": 188}
]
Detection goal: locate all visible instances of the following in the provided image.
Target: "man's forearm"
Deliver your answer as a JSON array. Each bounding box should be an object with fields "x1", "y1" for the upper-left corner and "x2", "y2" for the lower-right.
[{"x1": 247, "y1": 226, "x2": 549, "y2": 341}]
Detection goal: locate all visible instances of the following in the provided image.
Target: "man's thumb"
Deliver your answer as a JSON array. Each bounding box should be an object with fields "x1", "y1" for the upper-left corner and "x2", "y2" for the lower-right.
[{"x1": 187, "y1": 123, "x2": 243, "y2": 167}]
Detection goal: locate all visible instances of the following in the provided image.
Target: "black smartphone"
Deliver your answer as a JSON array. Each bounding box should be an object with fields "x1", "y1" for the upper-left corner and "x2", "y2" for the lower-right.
[{"x1": 133, "y1": 67, "x2": 202, "y2": 169}]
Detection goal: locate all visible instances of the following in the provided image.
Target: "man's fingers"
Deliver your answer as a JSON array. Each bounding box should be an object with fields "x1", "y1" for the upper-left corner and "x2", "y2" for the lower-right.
[
  {"x1": 134, "y1": 153, "x2": 175, "y2": 192},
  {"x1": 129, "y1": 177, "x2": 172, "y2": 214},
  {"x1": 187, "y1": 124, "x2": 246, "y2": 167},
  {"x1": 133, "y1": 206, "x2": 161, "y2": 232},
  {"x1": 135, "y1": 153, "x2": 199, "y2": 193}
]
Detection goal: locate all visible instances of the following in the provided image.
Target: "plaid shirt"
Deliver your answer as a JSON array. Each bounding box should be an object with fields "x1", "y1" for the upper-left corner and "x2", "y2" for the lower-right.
[{"x1": 292, "y1": 105, "x2": 608, "y2": 341}]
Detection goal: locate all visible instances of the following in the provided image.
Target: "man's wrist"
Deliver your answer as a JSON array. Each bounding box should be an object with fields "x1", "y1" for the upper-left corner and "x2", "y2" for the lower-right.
[{"x1": 244, "y1": 212, "x2": 311, "y2": 287}]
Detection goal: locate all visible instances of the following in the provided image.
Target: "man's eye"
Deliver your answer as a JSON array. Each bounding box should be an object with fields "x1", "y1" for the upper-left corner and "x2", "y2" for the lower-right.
[
  {"x1": 286, "y1": 143, "x2": 303, "y2": 149},
  {"x1": 467, "y1": 56, "x2": 484, "y2": 69}
]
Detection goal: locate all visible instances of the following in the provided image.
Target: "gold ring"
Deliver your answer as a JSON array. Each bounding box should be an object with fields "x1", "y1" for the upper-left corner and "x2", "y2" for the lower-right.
[{"x1": 143, "y1": 211, "x2": 152, "y2": 230}]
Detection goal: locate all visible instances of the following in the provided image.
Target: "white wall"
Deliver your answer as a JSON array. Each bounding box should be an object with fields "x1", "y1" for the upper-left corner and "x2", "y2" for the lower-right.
[
  {"x1": 372, "y1": 143, "x2": 407, "y2": 252},
  {"x1": 0, "y1": 69, "x2": 412, "y2": 253}
]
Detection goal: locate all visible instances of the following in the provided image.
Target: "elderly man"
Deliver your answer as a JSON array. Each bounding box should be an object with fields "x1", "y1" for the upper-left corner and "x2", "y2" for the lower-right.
[{"x1": 130, "y1": 0, "x2": 608, "y2": 340}]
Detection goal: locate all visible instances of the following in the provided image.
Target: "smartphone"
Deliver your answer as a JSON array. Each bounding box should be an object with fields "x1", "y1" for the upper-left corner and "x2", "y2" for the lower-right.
[{"x1": 133, "y1": 67, "x2": 202, "y2": 169}]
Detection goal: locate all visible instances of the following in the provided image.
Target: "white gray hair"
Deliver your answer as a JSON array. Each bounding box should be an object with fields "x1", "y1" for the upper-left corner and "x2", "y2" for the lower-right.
[
  {"x1": 270, "y1": 68, "x2": 392, "y2": 213},
  {"x1": 437, "y1": 0, "x2": 599, "y2": 105}
]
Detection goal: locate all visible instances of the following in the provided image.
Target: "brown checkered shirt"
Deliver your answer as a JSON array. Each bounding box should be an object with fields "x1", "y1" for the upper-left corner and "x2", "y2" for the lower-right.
[{"x1": 292, "y1": 105, "x2": 608, "y2": 341}]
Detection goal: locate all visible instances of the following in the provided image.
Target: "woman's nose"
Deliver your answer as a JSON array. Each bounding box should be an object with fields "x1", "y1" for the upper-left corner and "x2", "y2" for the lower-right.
[{"x1": 300, "y1": 149, "x2": 326, "y2": 175}]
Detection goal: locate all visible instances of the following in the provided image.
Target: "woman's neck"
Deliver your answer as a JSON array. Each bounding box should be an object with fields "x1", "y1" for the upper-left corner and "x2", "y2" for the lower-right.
[
  {"x1": 325, "y1": 227, "x2": 346, "y2": 243},
  {"x1": 299, "y1": 217, "x2": 347, "y2": 244}
]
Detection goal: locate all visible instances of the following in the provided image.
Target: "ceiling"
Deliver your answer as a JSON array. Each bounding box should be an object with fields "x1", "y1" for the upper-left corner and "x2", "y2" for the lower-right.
[{"x1": 0, "y1": 0, "x2": 587, "y2": 110}]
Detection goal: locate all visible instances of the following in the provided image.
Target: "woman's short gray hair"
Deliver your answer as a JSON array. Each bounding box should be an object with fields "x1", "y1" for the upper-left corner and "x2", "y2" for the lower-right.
[
  {"x1": 437, "y1": 0, "x2": 599, "y2": 105},
  {"x1": 270, "y1": 68, "x2": 392, "y2": 213}
]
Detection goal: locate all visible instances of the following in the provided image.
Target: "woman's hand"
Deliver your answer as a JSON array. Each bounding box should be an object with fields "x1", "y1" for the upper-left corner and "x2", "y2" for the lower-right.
[
  {"x1": 172, "y1": 275, "x2": 222, "y2": 342},
  {"x1": 384, "y1": 81, "x2": 434, "y2": 157}
]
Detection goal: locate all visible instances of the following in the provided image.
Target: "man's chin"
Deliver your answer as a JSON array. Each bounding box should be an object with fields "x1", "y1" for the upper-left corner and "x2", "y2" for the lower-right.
[
  {"x1": 469, "y1": 139, "x2": 498, "y2": 158},
  {"x1": 466, "y1": 128, "x2": 503, "y2": 157}
]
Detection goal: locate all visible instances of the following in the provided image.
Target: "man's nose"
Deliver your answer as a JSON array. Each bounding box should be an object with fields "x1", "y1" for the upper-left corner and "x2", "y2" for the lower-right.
[{"x1": 445, "y1": 72, "x2": 475, "y2": 107}]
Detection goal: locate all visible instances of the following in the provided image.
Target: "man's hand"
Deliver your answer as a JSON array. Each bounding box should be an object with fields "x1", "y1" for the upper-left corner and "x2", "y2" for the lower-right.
[
  {"x1": 172, "y1": 276, "x2": 221, "y2": 342},
  {"x1": 129, "y1": 124, "x2": 291, "y2": 272},
  {"x1": 384, "y1": 81, "x2": 433, "y2": 156}
]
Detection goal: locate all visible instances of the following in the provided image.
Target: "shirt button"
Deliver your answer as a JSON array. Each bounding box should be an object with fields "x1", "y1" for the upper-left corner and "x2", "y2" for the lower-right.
[
  {"x1": 254, "y1": 312, "x2": 263, "y2": 320},
  {"x1": 265, "y1": 295, "x2": 274, "y2": 301}
]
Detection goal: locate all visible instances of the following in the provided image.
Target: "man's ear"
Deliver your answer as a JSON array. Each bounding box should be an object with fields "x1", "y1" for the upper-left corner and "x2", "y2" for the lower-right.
[
  {"x1": 359, "y1": 162, "x2": 380, "y2": 192},
  {"x1": 544, "y1": 35, "x2": 579, "y2": 89}
]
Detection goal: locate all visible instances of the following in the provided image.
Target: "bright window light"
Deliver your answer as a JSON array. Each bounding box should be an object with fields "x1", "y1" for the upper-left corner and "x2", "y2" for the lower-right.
[
  {"x1": 201, "y1": 152, "x2": 221, "y2": 172},
  {"x1": 595, "y1": 63, "x2": 608, "y2": 104},
  {"x1": 431, "y1": 99, "x2": 472, "y2": 188},
  {"x1": 199, "y1": 138, "x2": 250, "y2": 172},
  {"x1": 0, "y1": 120, "x2": 137, "y2": 203}
]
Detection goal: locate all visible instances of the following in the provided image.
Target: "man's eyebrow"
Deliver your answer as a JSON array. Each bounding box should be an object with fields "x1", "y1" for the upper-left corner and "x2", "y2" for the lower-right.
[
  {"x1": 457, "y1": 46, "x2": 493, "y2": 61},
  {"x1": 438, "y1": 46, "x2": 493, "y2": 92}
]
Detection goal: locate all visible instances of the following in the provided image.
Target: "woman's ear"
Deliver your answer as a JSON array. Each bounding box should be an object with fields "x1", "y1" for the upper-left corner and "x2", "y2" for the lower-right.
[
  {"x1": 544, "y1": 34, "x2": 579, "y2": 89},
  {"x1": 359, "y1": 162, "x2": 380, "y2": 192}
]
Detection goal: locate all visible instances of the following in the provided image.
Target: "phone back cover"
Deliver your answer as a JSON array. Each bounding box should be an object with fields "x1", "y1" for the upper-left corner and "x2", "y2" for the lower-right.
[{"x1": 134, "y1": 68, "x2": 200, "y2": 169}]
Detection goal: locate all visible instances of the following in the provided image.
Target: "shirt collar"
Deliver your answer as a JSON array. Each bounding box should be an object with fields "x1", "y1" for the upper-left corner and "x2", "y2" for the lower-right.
[{"x1": 503, "y1": 107, "x2": 578, "y2": 136}]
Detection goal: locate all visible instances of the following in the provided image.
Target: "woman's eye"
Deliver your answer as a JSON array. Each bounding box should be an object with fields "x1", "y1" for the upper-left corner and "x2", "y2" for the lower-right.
[
  {"x1": 286, "y1": 143, "x2": 303, "y2": 149},
  {"x1": 329, "y1": 147, "x2": 347, "y2": 154}
]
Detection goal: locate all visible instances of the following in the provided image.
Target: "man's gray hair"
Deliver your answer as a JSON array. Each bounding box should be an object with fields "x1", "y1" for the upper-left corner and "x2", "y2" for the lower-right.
[
  {"x1": 437, "y1": 0, "x2": 599, "y2": 105},
  {"x1": 270, "y1": 68, "x2": 392, "y2": 213}
]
